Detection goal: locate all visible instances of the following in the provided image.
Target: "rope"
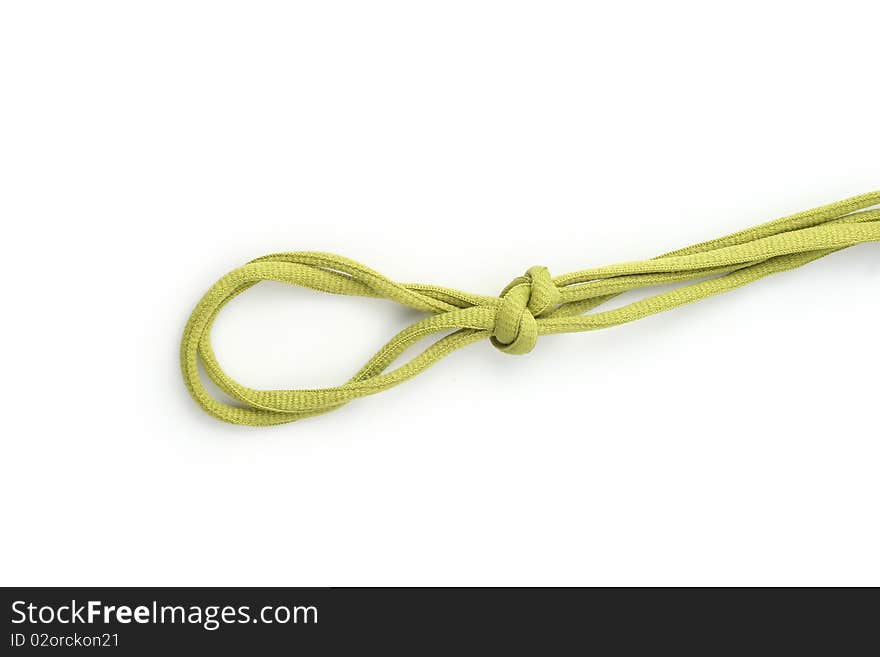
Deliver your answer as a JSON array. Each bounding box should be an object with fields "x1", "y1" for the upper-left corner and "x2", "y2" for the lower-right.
[{"x1": 181, "y1": 191, "x2": 880, "y2": 426}]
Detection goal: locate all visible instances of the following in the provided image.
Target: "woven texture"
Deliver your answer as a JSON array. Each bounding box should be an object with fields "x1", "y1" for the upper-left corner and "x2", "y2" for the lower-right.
[{"x1": 182, "y1": 192, "x2": 880, "y2": 426}]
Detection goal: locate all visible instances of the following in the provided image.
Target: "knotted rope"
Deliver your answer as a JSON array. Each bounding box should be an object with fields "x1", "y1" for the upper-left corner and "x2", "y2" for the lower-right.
[{"x1": 182, "y1": 191, "x2": 880, "y2": 426}]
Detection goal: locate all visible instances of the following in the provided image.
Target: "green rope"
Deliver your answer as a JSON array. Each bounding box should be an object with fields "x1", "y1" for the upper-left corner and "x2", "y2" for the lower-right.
[{"x1": 182, "y1": 191, "x2": 880, "y2": 426}]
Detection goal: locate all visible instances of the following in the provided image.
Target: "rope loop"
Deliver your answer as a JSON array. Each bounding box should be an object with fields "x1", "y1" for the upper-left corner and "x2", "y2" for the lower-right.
[{"x1": 181, "y1": 191, "x2": 880, "y2": 426}]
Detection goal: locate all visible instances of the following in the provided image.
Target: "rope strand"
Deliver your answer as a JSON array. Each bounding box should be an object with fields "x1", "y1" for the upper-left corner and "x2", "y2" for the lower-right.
[{"x1": 181, "y1": 192, "x2": 880, "y2": 426}]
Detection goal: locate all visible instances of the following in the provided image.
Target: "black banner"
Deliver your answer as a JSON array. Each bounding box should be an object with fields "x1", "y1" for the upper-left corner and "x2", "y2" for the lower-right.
[{"x1": 1, "y1": 588, "x2": 873, "y2": 653}]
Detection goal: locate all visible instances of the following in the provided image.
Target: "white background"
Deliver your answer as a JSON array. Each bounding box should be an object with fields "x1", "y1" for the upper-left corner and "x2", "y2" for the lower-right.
[{"x1": 1, "y1": 1, "x2": 877, "y2": 586}]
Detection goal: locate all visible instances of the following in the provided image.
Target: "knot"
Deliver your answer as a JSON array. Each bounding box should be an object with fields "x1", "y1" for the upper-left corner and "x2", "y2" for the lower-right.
[{"x1": 491, "y1": 266, "x2": 561, "y2": 355}]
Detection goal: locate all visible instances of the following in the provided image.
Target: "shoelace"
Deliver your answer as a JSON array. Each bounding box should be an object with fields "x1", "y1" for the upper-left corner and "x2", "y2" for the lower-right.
[{"x1": 182, "y1": 191, "x2": 880, "y2": 426}]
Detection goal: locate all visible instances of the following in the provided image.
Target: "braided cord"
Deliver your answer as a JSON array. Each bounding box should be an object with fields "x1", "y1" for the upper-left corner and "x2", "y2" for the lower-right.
[{"x1": 181, "y1": 192, "x2": 880, "y2": 426}]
